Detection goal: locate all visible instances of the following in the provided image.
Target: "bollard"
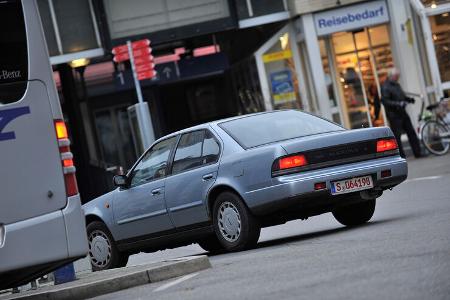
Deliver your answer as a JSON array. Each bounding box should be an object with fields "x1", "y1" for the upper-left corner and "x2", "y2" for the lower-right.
[{"x1": 53, "y1": 263, "x2": 76, "y2": 285}]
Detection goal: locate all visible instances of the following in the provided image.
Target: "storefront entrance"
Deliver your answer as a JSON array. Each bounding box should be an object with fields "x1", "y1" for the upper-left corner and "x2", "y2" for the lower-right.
[{"x1": 320, "y1": 24, "x2": 392, "y2": 129}]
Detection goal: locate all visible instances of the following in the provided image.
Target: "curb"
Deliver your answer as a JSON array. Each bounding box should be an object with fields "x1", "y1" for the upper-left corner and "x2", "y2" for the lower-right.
[{"x1": 6, "y1": 256, "x2": 211, "y2": 300}]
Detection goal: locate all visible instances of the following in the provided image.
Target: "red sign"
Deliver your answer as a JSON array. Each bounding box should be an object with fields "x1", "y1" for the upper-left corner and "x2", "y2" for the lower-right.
[
  {"x1": 136, "y1": 63, "x2": 155, "y2": 73},
  {"x1": 137, "y1": 69, "x2": 156, "y2": 81},
  {"x1": 134, "y1": 55, "x2": 153, "y2": 66},
  {"x1": 113, "y1": 52, "x2": 129, "y2": 63},
  {"x1": 132, "y1": 47, "x2": 151, "y2": 58},
  {"x1": 132, "y1": 39, "x2": 150, "y2": 49},
  {"x1": 112, "y1": 44, "x2": 128, "y2": 55}
]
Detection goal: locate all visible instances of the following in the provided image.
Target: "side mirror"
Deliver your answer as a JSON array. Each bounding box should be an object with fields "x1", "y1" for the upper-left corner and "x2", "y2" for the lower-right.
[{"x1": 113, "y1": 175, "x2": 128, "y2": 188}]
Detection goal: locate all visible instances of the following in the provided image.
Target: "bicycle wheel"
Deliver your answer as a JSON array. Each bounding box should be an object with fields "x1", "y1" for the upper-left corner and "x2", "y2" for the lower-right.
[{"x1": 421, "y1": 120, "x2": 450, "y2": 155}]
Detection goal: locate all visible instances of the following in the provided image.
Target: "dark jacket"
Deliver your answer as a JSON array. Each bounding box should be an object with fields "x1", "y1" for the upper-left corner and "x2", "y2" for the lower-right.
[{"x1": 381, "y1": 79, "x2": 413, "y2": 113}]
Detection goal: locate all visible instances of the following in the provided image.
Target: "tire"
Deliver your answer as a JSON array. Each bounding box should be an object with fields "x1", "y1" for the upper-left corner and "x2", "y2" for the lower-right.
[
  {"x1": 198, "y1": 235, "x2": 224, "y2": 254},
  {"x1": 421, "y1": 120, "x2": 450, "y2": 155},
  {"x1": 332, "y1": 199, "x2": 376, "y2": 227},
  {"x1": 86, "y1": 221, "x2": 129, "y2": 271},
  {"x1": 212, "y1": 191, "x2": 260, "y2": 251}
]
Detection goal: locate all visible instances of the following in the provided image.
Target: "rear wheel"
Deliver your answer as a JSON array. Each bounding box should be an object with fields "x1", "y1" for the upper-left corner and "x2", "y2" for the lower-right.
[
  {"x1": 421, "y1": 120, "x2": 450, "y2": 155},
  {"x1": 332, "y1": 199, "x2": 376, "y2": 226},
  {"x1": 212, "y1": 192, "x2": 260, "y2": 251},
  {"x1": 87, "y1": 221, "x2": 129, "y2": 271}
]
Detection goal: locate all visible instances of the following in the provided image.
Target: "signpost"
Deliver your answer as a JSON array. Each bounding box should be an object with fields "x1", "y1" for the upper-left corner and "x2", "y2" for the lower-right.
[{"x1": 112, "y1": 39, "x2": 156, "y2": 151}]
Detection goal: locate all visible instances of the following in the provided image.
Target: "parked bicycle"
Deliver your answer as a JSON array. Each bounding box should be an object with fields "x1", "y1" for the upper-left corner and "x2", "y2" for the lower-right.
[{"x1": 418, "y1": 97, "x2": 450, "y2": 155}]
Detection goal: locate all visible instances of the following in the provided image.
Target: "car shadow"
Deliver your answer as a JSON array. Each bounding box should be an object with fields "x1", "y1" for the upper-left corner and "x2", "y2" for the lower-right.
[{"x1": 255, "y1": 214, "x2": 416, "y2": 251}]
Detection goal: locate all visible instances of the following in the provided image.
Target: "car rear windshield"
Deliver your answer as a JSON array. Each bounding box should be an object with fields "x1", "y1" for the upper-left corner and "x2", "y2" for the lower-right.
[{"x1": 219, "y1": 110, "x2": 344, "y2": 149}]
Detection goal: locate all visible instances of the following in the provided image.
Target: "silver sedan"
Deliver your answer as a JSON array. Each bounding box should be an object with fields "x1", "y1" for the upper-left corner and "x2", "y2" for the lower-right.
[{"x1": 83, "y1": 110, "x2": 407, "y2": 271}]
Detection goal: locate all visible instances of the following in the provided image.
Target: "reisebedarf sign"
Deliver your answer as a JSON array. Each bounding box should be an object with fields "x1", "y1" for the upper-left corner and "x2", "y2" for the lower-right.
[{"x1": 314, "y1": 0, "x2": 389, "y2": 36}]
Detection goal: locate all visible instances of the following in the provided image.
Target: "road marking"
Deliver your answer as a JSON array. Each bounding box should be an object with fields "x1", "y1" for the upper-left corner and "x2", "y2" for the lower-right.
[
  {"x1": 404, "y1": 175, "x2": 443, "y2": 183},
  {"x1": 153, "y1": 272, "x2": 199, "y2": 292}
]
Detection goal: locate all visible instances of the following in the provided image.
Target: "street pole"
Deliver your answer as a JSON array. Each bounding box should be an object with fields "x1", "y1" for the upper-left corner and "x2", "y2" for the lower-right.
[{"x1": 127, "y1": 41, "x2": 155, "y2": 150}]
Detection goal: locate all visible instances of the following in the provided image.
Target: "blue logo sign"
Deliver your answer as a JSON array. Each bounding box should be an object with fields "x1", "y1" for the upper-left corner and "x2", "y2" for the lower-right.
[
  {"x1": 0, "y1": 106, "x2": 31, "y2": 141},
  {"x1": 317, "y1": 6, "x2": 385, "y2": 29}
]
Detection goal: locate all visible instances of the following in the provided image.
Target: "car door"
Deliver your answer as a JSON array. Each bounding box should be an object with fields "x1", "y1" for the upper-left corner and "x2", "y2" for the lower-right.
[
  {"x1": 111, "y1": 136, "x2": 177, "y2": 241},
  {"x1": 165, "y1": 130, "x2": 221, "y2": 228}
]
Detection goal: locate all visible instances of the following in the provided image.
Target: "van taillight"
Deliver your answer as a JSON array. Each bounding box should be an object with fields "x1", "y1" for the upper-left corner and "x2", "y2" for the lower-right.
[
  {"x1": 54, "y1": 120, "x2": 78, "y2": 197},
  {"x1": 55, "y1": 120, "x2": 68, "y2": 139}
]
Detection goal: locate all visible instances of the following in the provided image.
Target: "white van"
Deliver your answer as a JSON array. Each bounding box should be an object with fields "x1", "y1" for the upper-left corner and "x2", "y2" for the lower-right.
[{"x1": 0, "y1": 0, "x2": 88, "y2": 289}]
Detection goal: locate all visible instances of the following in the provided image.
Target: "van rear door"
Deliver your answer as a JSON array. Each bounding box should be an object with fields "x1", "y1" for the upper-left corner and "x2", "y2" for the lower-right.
[{"x1": 0, "y1": 0, "x2": 67, "y2": 225}]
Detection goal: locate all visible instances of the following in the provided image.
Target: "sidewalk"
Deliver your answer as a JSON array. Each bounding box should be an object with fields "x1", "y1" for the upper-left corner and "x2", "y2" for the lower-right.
[{"x1": 0, "y1": 255, "x2": 211, "y2": 300}]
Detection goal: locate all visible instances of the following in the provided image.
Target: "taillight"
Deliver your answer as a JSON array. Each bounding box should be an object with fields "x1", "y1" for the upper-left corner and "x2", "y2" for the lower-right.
[
  {"x1": 55, "y1": 120, "x2": 68, "y2": 139},
  {"x1": 376, "y1": 138, "x2": 398, "y2": 153},
  {"x1": 54, "y1": 120, "x2": 78, "y2": 197},
  {"x1": 272, "y1": 154, "x2": 308, "y2": 176},
  {"x1": 279, "y1": 155, "x2": 308, "y2": 170}
]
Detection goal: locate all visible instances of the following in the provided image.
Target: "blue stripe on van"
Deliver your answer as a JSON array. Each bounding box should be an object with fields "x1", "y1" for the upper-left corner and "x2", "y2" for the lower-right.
[{"x1": 0, "y1": 106, "x2": 31, "y2": 141}]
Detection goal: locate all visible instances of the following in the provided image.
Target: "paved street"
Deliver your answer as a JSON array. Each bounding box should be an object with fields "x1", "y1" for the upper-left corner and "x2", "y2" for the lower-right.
[{"x1": 92, "y1": 154, "x2": 450, "y2": 300}]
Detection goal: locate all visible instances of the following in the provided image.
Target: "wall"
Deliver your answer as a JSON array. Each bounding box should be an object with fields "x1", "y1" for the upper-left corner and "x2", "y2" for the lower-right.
[
  {"x1": 104, "y1": 0, "x2": 230, "y2": 39},
  {"x1": 288, "y1": 0, "x2": 365, "y2": 15}
]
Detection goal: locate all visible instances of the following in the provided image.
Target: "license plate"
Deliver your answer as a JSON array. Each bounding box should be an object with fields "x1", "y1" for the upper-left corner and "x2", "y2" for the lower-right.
[{"x1": 331, "y1": 175, "x2": 373, "y2": 195}]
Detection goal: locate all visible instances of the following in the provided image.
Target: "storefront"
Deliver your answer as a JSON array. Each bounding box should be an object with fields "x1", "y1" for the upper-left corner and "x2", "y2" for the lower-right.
[
  {"x1": 255, "y1": 0, "x2": 446, "y2": 130},
  {"x1": 314, "y1": 0, "x2": 392, "y2": 129}
]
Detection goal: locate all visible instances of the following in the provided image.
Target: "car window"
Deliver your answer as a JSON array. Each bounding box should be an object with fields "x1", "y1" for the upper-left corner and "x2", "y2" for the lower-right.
[
  {"x1": 129, "y1": 136, "x2": 176, "y2": 187},
  {"x1": 219, "y1": 110, "x2": 344, "y2": 149},
  {"x1": 172, "y1": 131, "x2": 205, "y2": 174},
  {"x1": 202, "y1": 130, "x2": 220, "y2": 164}
]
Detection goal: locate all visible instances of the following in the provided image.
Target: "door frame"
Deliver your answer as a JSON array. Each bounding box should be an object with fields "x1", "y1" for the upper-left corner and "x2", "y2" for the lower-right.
[{"x1": 410, "y1": 0, "x2": 450, "y2": 98}]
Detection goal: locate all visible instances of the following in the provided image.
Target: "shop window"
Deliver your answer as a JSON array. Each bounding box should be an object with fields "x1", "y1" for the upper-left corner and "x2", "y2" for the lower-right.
[
  {"x1": 262, "y1": 32, "x2": 303, "y2": 110},
  {"x1": 36, "y1": 0, "x2": 100, "y2": 57},
  {"x1": 235, "y1": 0, "x2": 286, "y2": 20},
  {"x1": 429, "y1": 13, "x2": 450, "y2": 83},
  {"x1": 421, "y1": 0, "x2": 450, "y2": 8}
]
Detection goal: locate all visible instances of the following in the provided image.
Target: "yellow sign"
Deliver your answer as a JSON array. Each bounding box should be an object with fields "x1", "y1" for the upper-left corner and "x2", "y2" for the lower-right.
[
  {"x1": 405, "y1": 18, "x2": 414, "y2": 46},
  {"x1": 273, "y1": 92, "x2": 296, "y2": 103},
  {"x1": 263, "y1": 50, "x2": 292, "y2": 63}
]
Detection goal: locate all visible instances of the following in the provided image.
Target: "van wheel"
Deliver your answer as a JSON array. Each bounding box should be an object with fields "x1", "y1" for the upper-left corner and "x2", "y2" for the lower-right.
[
  {"x1": 332, "y1": 199, "x2": 376, "y2": 226},
  {"x1": 198, "y1": 235, "x2": 224, "y2": 254},
  {"x1": 212, "y1": 192, "x2": 260, "y2": 251},
  {"x1": 86, "y1": 221, "x2": 128, "y2": 271}
]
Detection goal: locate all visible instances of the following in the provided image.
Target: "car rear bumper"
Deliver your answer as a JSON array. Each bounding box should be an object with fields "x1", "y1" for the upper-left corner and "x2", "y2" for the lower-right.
[
  {"x1": 245, "y1": 156, "x2": 407, "y2": 216},
  {"x1": 0, "y1": 195, "x2": 88, "y2": 279}
]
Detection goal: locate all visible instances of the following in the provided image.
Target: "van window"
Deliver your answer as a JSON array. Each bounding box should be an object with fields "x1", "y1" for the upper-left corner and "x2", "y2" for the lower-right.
[{"x1": 0, "y1": 0, "x2": 28, "y2": 105}]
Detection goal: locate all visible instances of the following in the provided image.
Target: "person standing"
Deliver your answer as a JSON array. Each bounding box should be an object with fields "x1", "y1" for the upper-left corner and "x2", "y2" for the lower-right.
[{"x1": 381, "y1": 68, "x2": 422, "y2": 158}]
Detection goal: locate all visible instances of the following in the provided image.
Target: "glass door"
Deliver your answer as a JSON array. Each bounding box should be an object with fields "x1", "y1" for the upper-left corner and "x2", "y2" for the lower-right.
[
  {"x1": 94, "y1": 106, "x2": 137, "y2": 170},
  {"x1": 326, "y1": 25, "x2": 392, "y2": 129}
]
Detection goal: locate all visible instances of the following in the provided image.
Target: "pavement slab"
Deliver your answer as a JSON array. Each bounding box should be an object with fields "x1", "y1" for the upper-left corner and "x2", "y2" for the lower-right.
[{"x1": 0, "y1": 255, "x2": 210, "y2": 300}]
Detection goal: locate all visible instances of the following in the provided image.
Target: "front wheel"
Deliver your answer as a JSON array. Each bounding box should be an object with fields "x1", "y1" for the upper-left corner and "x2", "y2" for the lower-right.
[
  {"x1": 212, "y1": 192, "x2": 260, "y2": 251},
  {"x1": 421, "y1": 120, "x2": 450, "y2": 155},
  {"x1": 332, "y1": 199, "x2": 376, "y2": 226},
  {"x1": 87, "y1": 221, "x2": 129, "y2": 271}
]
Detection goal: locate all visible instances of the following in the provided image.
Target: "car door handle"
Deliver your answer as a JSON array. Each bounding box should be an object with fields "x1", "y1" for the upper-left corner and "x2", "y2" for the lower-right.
[
  {"x1": 202, "y1": 173, "x2": 214, "y2": 181},
  {"x1": 151, "y1": 188, "x2": 162, "y2": 195}
]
